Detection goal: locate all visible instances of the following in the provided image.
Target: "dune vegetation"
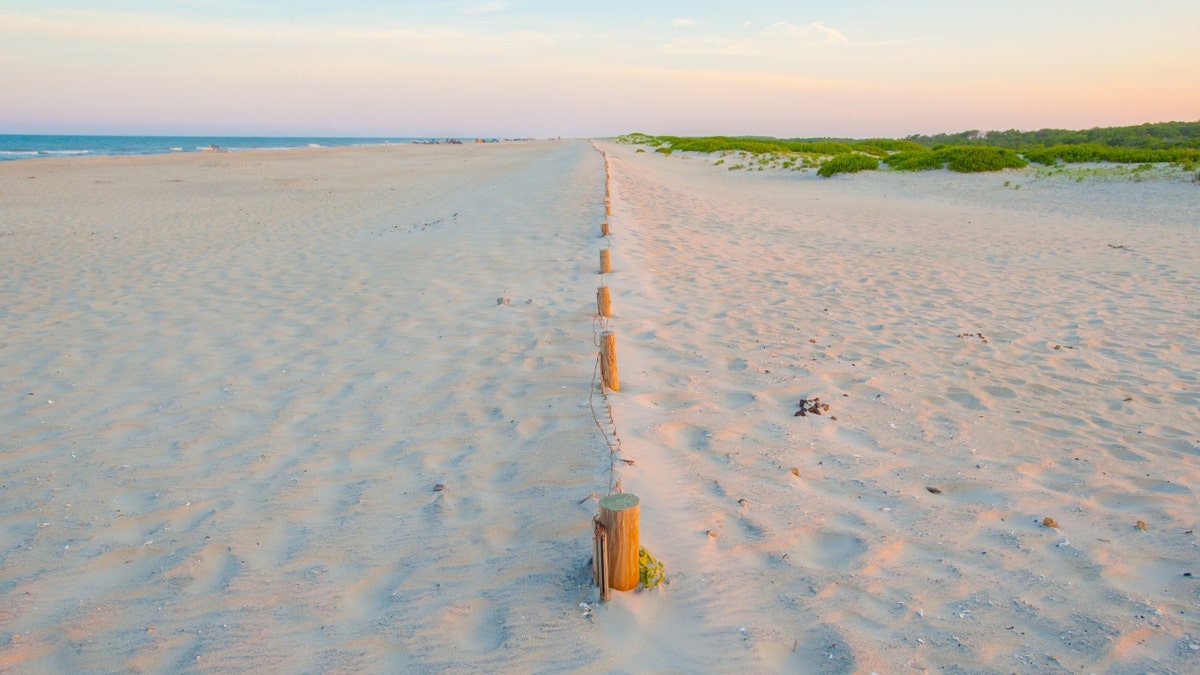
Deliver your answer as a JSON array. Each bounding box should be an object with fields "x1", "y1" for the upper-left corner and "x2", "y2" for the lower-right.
[{"x1": 618, "y1": 120, "x2": 1200, "y2": 178}]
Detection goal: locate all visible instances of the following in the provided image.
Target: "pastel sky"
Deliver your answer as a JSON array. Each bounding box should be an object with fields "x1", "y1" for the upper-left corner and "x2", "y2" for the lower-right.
[{"x1": 2, "y1": 1, "x2": 1197, "y2": 138}]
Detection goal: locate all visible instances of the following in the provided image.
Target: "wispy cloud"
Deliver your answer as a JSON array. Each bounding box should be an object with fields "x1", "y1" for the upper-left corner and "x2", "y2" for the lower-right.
[
  {"x1": 655, "y1": 19, "x2": 852, "y2": 65},
  {"x1": 811, "y1": 21, "x2": 849, "y2": 44},
  {"x1": 763, "y1": 21, "x2": 849, "y2": 45}
]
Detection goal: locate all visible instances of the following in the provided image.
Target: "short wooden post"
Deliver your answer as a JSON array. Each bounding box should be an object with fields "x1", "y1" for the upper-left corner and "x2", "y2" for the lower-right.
[
  {"x1": 600, "y1": 221, "x2": 610, "y2": 237},
  {"x1": 600, "y1": 330, "x2": 619, "y2": 391},
  {"x1": 605, "y1": 200, "x2": 612, "y2": 217},
  {"x1": 599, "y1": 248, "x2": 611, "y2": 274},
  {"x1": 596, "y1": 285, "x2": 612, "y2": 318},
  {"x1": 598, "y1": 493, "x2": 640, "y2": 592}
]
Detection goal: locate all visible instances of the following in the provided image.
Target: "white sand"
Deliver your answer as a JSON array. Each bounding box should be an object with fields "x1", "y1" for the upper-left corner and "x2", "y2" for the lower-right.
[
  {"x1": 595, "y1": 144, "x2": 1200, "y2": 672},
  {"x1": 2, "y1": 141, "x2": 1198, "y2": 672},
  {"x1": 1, "y1": 143, "x2": 610, "y2": 672}
]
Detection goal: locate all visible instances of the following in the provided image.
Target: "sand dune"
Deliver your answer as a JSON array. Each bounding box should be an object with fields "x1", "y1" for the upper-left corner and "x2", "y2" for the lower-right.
[{"x1": 2, "y1": 140, "x2": 1198, "y2": 672}]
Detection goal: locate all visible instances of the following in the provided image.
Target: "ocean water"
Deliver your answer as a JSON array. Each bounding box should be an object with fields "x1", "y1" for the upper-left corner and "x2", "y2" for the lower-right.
[{"x1": 0, "y1": 134, "x2": 476, "y2": 161}]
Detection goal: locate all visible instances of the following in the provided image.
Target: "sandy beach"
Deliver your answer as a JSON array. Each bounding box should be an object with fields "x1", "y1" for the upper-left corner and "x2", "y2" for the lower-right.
[
  {"x1": 597, "y1": 144, "x2": 1200, "y2": 673},
  {"x1": 3, "y1": 140, "x2": 1199, "y2": 672}
]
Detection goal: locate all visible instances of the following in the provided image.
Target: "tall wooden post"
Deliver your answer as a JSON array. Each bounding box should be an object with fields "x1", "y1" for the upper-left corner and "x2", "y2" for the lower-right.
[
  {"x1": 596, "y1": 285, "x2": 612, "y2": 318},
  {"x1": 598, "y1": 493, "x2": 640, "y2": 592},
  {"x1": 600, "y1": 331, "x2": 619, "y2": 391},
  {"x1": 599, "y1": 248, "x2": 612, "y2": 274}
]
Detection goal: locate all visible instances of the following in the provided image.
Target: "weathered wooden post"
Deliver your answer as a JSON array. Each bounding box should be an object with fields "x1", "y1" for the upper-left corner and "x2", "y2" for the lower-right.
[
  {"x1": 598, "y1": 493, "x2": 640, "y2": 592},
  {"x1": 605, "y1": 199, "x2": 612, "y2": 217},
  {"x1": 596, "y1": 285, "x2": 612, "y2": 318},
  {"x1": 600, "y1": 221, "x2": 610, "y2": 237},
  {"x1": 600, "y1": 330, "x2": 619, "y2": 391},
  {"x1": 599, "y1": 248, "x2": 612, "y2": 274},
  {"x1": 592, "y1": 517, "x2": 610, "y2": 602}
]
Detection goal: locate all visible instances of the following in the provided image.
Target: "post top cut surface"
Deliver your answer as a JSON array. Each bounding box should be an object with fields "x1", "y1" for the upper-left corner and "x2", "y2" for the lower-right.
[{"x1": 599, "y1": 493, "x2": 639, "y2": 511}]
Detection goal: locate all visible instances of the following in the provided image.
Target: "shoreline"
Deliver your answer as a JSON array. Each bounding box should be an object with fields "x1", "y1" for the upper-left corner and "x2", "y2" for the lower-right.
[{"x1": 0, "y1": 134, "x2": 546, "y2": 163}]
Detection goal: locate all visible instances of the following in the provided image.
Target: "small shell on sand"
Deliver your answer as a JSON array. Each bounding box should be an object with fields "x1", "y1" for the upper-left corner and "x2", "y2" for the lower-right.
[{"x1": 1042, "y1": 517, "x2": 1059, "y2": 529}]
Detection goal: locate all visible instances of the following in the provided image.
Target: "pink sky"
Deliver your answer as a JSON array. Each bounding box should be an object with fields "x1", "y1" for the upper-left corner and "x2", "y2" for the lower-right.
[{"x1": 3, "y1": 3, "x2": 1197, "y2": 137}]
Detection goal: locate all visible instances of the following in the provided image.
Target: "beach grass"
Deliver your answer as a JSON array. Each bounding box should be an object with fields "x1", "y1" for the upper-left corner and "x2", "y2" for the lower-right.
[
  {"x1": 1022, "y1": 143, "x2": 1200, "y2": 166},
  {"x1": 816, "y1": 153, "x2": 880, "y2": 177},
  {"x1": 885, "y1": 146, "x2": 1028, "y2": 172}
]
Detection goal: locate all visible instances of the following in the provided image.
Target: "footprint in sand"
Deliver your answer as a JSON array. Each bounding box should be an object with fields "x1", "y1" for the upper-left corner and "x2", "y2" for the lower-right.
[
  {"x1": 651, "y1": 421, "x2": 714, "y2": 452},
  {"x1": 438, "y1": 602, "x2": 509, "y2": 654},
  {"x1": 727, "y1": 357, "x2": 749, "y2": 372},
  {"x1": 164, "y1": 543, "x2": 239, "y2": 596},
  {"x1": 945, "y1": 387, "x2": 987, "y2": 410},
  {"x1": 794, "y1": 530, "x2": 868, "y2": 570}
]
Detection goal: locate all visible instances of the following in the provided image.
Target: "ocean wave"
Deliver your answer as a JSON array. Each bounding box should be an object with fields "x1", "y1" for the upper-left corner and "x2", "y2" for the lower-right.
[{"x1": 1, "y1": 135, "x2": 440, "y2": 162}]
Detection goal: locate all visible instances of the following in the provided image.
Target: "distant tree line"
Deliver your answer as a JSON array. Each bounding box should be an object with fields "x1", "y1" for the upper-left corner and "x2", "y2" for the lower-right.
[{"x1": 900, "y1": 120, "x2": 1200, "y2": 150}]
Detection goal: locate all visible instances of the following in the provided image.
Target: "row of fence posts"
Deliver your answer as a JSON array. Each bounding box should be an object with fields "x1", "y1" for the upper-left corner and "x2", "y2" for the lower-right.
[{"x1": 591, "y1": 149, "x2": 641, "y2": 601}]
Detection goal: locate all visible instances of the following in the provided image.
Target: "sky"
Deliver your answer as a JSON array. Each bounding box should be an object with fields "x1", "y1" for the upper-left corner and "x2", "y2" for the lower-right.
[{"x1": 2, "y1": 1, "x2": 1198, "y2": 138}]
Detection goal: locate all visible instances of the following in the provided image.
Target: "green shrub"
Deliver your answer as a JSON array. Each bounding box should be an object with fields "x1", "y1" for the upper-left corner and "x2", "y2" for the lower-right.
[
  {"x1": 885, "y1": 146, "x2": 1027, "y2": 172},
  {"x1": 853, "y1": 145, "x2": 889, "y2": 158},
  {"x1": 817, "y1": 153, "x2": 880, "y2": 177},
  {"x1": 885, "y1": 150, "x2": 944, "y2": 171},
  {"x1": 1022, "y1": 143, "x2": 1200, "y2": 166},
  {"x1": 853, "y1": 138, "x2": 925, "y2": 153},
  {"x1": 944, "y1": 146, "x2": 1027, "y2": 172},
  {"x1": 790, "y1": 140, "x2": 853, "y2": 155},
  {"x1": 639, "y1": 135, "x2": 855, "y2": 157},
  {"x1": 616, "y1": 132, "x2": 657, "y2": 145}
]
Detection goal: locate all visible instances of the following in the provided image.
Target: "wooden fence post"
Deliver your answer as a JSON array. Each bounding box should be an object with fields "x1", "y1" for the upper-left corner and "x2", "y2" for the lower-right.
[
  {"x1": 600, "y1": 221, "x2": 610, "y2": 237},
  {"x1": 598, "y1": 493, "x2": 640, "y2": 592},
  {"x1": 599, "y1": 248, "x2": 611, "y2": 274},
  {"x1": 596, "y1": 285, "x2": 612, "y2": 318},
  {"x1": 600, "y1": 331, "x2": 619, "y2": 391}
]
